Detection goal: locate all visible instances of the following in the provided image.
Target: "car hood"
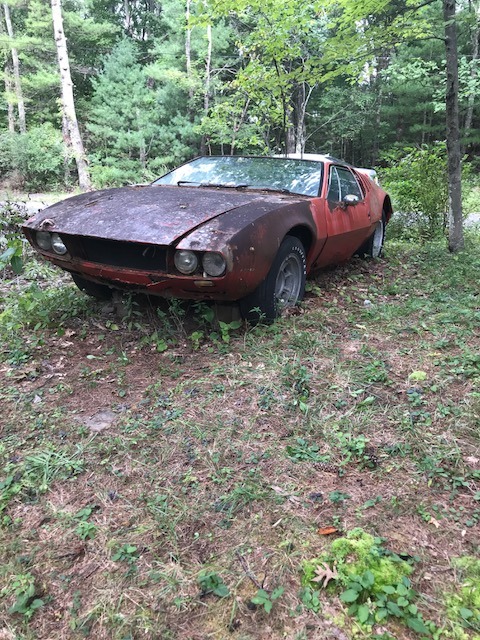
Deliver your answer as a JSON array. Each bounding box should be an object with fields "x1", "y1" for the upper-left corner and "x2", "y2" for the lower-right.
[{"x1": 24, "y1": 185, "x2": 297, "y2": 245}]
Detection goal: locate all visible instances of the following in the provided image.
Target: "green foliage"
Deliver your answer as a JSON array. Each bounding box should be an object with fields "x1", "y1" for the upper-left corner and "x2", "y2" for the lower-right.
[
  {"x1": 0, "y1": 202, "x2": 29, "y2": 273},
  {"x1": 112, "y1": 544, "x2": 138, "y2": 564},
  {"x1": 302, "y1": 529, "x2": 434, "y2": 634},
  {"x1": 303, "y1": 529, "x2": 413, "y2": 592},
  {"x1": 0, "y1": 125, "x2": 69, "y2": 190},
  {"x1": 286, "y1": 437, "x2": 326, "y2": 462},
  {"x1": 250, "y1": 587, "x2": 284, "y2": 613},
  {"x1": 1, "y1": 573, "x2": 44, "y2": 619},
  {"x1": 445, "y1": 557, "x2": 480, "y2": 633},
  {"x1": 197, "y1": 571, "x2": 230, "y2": 597},
  {"x1": 88, "y1": 39, "x2": 195, "y2": 186},
  {"x1": 380, "y1": 143, "x2": 448, "y2": 240},
  {"x1": 0, "y1": 449, "x2": 84, "y2": 513}
]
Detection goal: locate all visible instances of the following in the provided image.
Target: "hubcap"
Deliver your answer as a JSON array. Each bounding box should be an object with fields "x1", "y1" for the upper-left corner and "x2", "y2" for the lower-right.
[
  {"x1": 371, "y1": 219, "x2": 384, "y2": 257},
  {"x1": 274, "y1": 252, "x2": 303, "y2": 308}
]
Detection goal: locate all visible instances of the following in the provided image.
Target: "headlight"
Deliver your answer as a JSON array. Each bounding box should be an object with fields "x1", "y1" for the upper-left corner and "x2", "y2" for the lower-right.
[
  {"x1": 51, "y1": 233, "x2": 67, "y2": 255},
  {"x1": 202, "y1": 252, "x2": 226, "y2": 277},
  {"x1": 36, "y1": 231, "x2": 52, "y2": 251},
  {"x1": 174, "y1": 250, "x2": 198, "y2": 274}
]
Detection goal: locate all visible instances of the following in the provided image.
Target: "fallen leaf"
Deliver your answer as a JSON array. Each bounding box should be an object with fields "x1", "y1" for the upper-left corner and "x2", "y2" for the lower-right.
[
  {"x1": 312, "y1": 562, "x2": 338, "y2": 588},
  {"x1": 428, "y1": 517, "x2": 441, "y2": 529},
  {"x1": 466, "y1": 456, "x2": 479, "y2": 467},
  {"x1": 317, "y1": 526, "x2": 338, "y2": 536}
]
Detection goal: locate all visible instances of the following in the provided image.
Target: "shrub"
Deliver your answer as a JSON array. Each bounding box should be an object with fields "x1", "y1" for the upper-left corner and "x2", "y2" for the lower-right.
[
  {"x1": 380, "y1": 143, "x2": 448, "y2": 240},
  {"x1": 0, "y1": 124, "x2": 71, "y2": 191}
]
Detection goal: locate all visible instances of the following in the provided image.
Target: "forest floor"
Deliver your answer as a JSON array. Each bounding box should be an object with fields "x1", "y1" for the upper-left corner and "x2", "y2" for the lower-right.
[{"x1": 0, "y1": 227, "x2": 479, "y2": 640}]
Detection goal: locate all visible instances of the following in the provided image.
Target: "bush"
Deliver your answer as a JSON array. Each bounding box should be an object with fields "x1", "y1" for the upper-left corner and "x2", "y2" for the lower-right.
[
  {"x1": 0, "y1": 124, "x2": 71, "y2": 191},
  {"x1": 380, "y1": 143, "x2": 448, "y2": 240},
  {"x1": 0, "y1": 202, "x2": 30, "y2": 274}
]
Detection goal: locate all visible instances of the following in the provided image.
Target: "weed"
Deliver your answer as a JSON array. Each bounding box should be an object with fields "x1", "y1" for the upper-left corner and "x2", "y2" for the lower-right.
[
  {"x1": 303, "y1": 529, "x2": 434, "y2": 635},
  {"x1": 111, "y1": 544, "x2": 138, "y2": 564},
  {"x1": 1, "y1": 572, "x2": 44, "y2": 619},
  {"x1": 250, "y1": 586, "x2": 284, "y2": 613},
  {"x1": 445, "y1": 557, "x2": 480, "y2": 633},
  {"x1": 75, "y1": 521, "x2": 97, "y2": 540},
  {"x1": 1, "y1": 448, "x2": 84, "y2": 513},
  {"x1": 197, "y1": 571, "x2": 230, "y2": 597},
  {"x1": 285, "y1": 437, "x2": 330, "y2": 463}
]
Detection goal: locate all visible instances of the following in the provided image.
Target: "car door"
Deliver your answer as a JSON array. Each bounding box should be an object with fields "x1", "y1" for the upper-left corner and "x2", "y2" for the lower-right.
[{"x1": 315, "y1": 165, "x2": 372, "y2": 267}]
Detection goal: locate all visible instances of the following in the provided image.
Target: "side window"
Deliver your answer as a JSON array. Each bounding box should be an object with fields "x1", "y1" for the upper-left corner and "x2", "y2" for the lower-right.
[
  {"x1": 327, "y1": 167, "x2": 341, "y2": 202},
  {"x1": 336, "y1": 167, "x2": 363, "y2": 200}
]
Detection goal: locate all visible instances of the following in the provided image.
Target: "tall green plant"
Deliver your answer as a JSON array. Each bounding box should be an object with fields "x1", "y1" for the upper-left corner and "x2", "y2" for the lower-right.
[{"x1": 380, "y1": 143, "x2": 449, "y2": 240}]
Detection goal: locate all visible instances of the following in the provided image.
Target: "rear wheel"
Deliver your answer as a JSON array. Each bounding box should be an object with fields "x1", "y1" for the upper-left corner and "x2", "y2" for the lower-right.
[
  {"x1": 240, "y1": 236, "x2": 306, "y2": 323},
  {"x1": 71, "y1": 273, "x2": 113, "y2": 300},
  {"x1": 357, "y1": 213, "x2": 386, "y2": 258}
]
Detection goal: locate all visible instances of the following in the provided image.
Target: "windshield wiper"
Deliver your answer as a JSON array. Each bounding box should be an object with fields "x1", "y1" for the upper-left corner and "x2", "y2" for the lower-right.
[
  {"x1": 177, "y1": 180, "x2": 249, "y2": 190},
  {"x1": 244, "y1": 185, "x2": 294, "y2": 195}
]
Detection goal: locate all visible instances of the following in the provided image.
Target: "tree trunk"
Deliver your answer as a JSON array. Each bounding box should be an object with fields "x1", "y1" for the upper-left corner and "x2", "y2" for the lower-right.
[
  {"x1": 51, "y1": 0, "x2": 91, "y2": 191},
  {"x1": 185, "y1": 0, "x2": 193, "y2": 100},
  {"x1": 294, "y1": 82, "x2": 306, "y2": 154},
  {"x1": 200, "y1": 22, "x2": 212, "y2": 155},
  {"x1": 3, "y1": 2, "x2": 26, "y2": 133},
  {"x1": 3, "y1": 62, "x2": 16, "y2": 132},
  {"x1": 464, "y1": 0, "x2": 479, "y2": 145},
  {"x1": 443, "y1": 0, "x2": 464, "y2": 252}
]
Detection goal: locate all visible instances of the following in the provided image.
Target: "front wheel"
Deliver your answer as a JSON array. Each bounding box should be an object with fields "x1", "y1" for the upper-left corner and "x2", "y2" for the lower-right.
[
  {"x1": 240, "y1": 236, "x2": 307, "y2": 323},
  {"x1": 71, "y1": 273, "x2": 113, "y2": 300}
]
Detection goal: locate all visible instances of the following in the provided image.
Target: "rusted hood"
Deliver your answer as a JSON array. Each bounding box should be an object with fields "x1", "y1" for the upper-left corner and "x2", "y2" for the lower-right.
[{"x1": 24, "y1": 184, "x2": 296, "y2": 245}]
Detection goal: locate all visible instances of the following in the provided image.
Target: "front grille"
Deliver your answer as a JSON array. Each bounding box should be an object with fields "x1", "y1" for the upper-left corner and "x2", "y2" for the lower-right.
[{"x1": 70, "y1": 237, "x2": 167, "y2": 271}]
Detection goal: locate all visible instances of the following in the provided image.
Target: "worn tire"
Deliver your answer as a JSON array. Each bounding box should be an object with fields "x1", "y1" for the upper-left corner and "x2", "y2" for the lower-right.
[
  {"x1": 356, "y1": 213, "x2": 386, "y2": 258},
  {"x1": 71, "y1": 273, "x2": 113, "y2": 300},
  {"x1": 240, "y1": 236, "x2": 306, "y2": 323}
]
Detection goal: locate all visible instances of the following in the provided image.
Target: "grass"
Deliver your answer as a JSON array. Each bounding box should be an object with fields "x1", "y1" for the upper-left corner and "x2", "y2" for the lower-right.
[{"x1": 0, "y1": 231, "x2": 479, "y2": 639}]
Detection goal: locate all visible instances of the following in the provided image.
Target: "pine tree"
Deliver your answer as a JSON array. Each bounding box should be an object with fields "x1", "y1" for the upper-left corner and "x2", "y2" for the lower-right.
[{"x1": 87, "y1": 39, "x2": 159, "y2": 185}]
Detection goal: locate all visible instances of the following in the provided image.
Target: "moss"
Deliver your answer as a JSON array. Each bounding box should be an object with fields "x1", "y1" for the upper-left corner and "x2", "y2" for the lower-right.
[{"x1": 303, "y1": 528, "x2": 413, "y2": 594}]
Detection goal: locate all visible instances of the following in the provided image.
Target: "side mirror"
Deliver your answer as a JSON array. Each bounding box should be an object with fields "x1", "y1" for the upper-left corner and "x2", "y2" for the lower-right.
[{"x1": 343, "y1": 194, "x2": 359, "y2": 206}]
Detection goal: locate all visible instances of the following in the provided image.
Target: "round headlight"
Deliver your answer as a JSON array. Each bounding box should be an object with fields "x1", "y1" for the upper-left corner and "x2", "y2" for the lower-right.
[
  {"x1": 36, "y1": 231, "x2": 52, "y2": 251},
  {"x1": 202, "y1": 252, "x2": 226, "y2": 277},
  {"x1": 174, "y1": 250, "x2": 198, "y2": 274},
  {"x1": 51, "y1": 233, "x2": 67, "y2": 255}
]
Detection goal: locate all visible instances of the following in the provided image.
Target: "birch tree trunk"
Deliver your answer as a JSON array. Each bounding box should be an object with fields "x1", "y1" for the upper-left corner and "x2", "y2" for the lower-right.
[
  {"x1": 185, "y1": 0, "x2": 194, "y2": 101},
  {"x1": 51, "y1": 0, "x2": 91, "y2": 191},
  {"x1": 4, "y1": 64, "x2": 16, "y2": 132},
  {"x1": 200, "y1": 22, "x2": 212, "y2": 155},
  {"x1": 3, "y1": 2, "x2": 26, "y2": 133},
  {"x1": 443, "y1": 0, "x2": 464, "y2": 252}
]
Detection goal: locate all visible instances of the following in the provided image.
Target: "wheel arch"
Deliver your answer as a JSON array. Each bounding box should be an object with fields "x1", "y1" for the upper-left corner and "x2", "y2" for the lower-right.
[
  {"x1": 285, "y1": 225, "x2": 313, "y2": 254},
  {"x1": 383, "y1": 196, "x2": 393, "y2": 222}
]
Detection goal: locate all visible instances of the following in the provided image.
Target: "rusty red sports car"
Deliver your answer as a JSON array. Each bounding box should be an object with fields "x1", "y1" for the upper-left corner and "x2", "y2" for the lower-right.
[{"x1": 22, "y1": 154, "x2": 392, "y2": 322}]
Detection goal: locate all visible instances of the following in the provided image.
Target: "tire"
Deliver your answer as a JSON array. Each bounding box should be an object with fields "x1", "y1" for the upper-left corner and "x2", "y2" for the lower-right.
[
  {"x1": 357, "y1": 213, "x2": 386, "y2": 258},
  {"x1": 71, "y1": 273, "x2": 113, "y2": 300},
  {"x1": 240, "y1": 236, "x2": 306, "y2": 323}
]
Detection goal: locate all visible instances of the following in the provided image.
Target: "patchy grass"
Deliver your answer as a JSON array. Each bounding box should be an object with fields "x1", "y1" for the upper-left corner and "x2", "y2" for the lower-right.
[{"x1": 0, "y1": 232, "x2": 479, "y2": 640}]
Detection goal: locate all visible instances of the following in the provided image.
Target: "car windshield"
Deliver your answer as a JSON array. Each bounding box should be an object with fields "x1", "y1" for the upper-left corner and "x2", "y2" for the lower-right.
[{"x1": 153, "y1": 156, "x2": 323, "y2": 197}]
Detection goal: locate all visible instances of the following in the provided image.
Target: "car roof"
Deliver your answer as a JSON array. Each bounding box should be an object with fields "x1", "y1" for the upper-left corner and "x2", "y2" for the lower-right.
[{"x1": 273, "y1": 152, "x2": 349, "y2": 166}]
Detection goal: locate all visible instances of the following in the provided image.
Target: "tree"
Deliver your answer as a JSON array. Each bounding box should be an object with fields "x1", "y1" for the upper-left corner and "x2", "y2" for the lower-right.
[
  {"x1": 3, "y1": 2, "x2": 26, "y2": 132},
  {"x1": 443, "y1": 0, "x2": 464, "y2": 252},
  {"x1": 87, "y1": 39, "x2": 174, "y2": 184},
  {"x1": 51, "y1": 0, "x2": 91, "y2": 190}
]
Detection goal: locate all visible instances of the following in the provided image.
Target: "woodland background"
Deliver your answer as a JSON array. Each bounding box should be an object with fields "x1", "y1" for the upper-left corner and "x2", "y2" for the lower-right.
[{"x1": 0, "y1": 0, "x2": 478, "y2": 209}]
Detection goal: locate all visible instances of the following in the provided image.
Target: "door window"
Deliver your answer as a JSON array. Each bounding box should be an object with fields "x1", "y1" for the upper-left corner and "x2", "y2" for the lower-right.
[
  {"x1": 336, "y1": 167, "x2": 364, "y2": 200},
  {"x1": 327, "y1": 167, "x2": 341, "y2": 202}
]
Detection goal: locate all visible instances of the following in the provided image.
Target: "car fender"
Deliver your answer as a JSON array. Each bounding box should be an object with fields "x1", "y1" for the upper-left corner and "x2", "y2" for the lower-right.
[{"x1": 176, "y1": 198, "x2": 320, "y2": 286}]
